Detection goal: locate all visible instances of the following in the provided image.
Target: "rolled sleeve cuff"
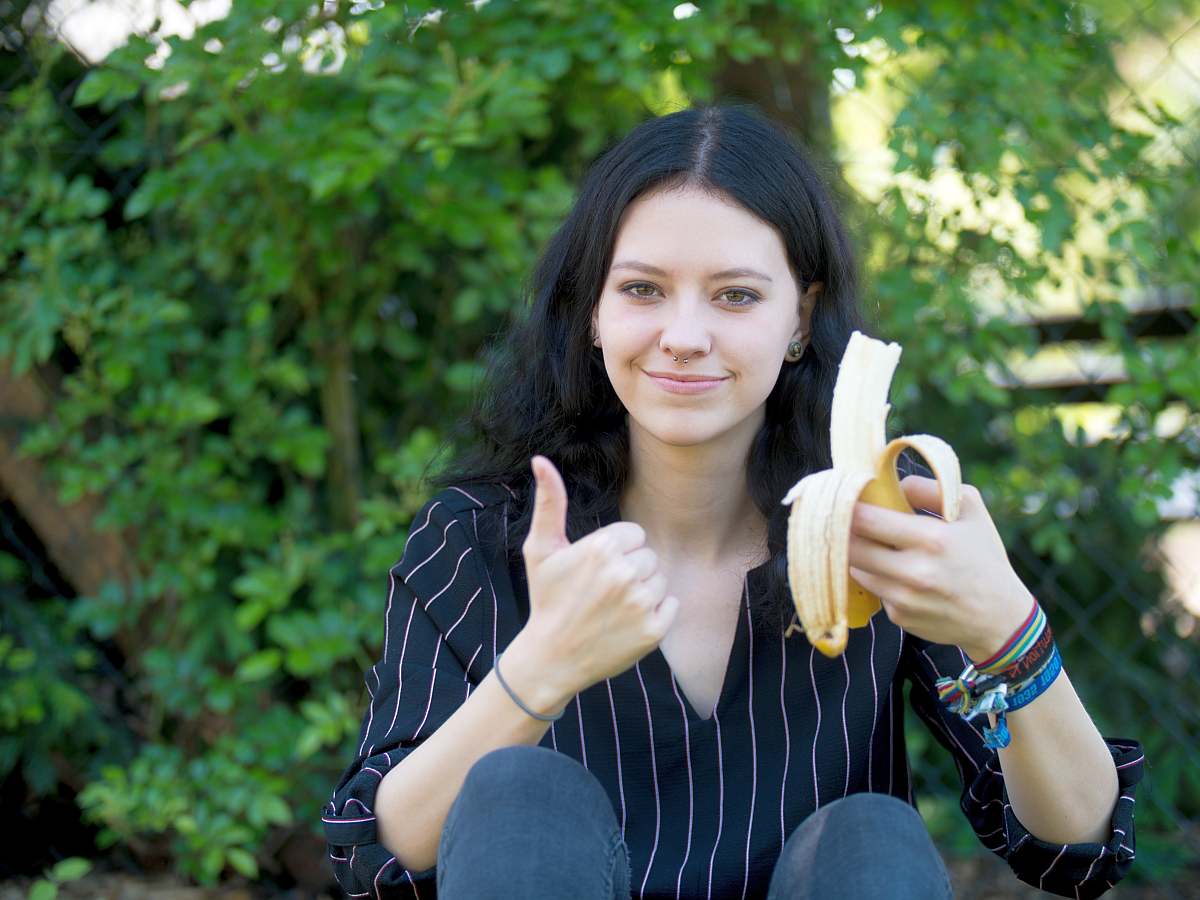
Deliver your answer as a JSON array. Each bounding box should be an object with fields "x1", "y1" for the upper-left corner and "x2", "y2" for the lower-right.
[
  {"x1": 323, "y1": 748, "x2": 438, "y2": 898},
  {"x1": 999, "y1": 738, "x2": 1144, "y2": 899}
]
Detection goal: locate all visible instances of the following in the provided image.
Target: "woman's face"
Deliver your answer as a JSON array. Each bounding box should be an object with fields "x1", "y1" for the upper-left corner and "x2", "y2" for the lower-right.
[{"x1": 592, "y1": 185, "x2": 817, "y2": 450}]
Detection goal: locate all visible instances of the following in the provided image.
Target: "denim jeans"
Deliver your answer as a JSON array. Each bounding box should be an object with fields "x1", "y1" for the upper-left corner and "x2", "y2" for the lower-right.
[{"x1": 437, "y1": 745, "x2": 955, "y2": 899}]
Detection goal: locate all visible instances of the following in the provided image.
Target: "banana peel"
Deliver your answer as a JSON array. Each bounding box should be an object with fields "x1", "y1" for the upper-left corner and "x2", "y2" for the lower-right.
[{"x1": 782, "y1": 331, "x2": 963, "y2": 657}]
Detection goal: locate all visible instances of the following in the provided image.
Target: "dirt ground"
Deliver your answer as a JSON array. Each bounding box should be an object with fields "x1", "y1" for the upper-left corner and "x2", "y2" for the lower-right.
[
  {"x1": 2, "y1": 853, "x2": 1196, "y2": 899},
  {"x1": 942, "y1": 853, "x2": 1199, "y2": 899}
]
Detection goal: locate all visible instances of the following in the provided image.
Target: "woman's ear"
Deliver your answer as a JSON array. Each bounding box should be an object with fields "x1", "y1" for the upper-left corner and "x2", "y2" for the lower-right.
[
  {"x1": 802, "y1": 280, "x2": 824, "y2": 302},
  {"x1": 792, "y1": 281, "x2": 822, "y2": 343}
]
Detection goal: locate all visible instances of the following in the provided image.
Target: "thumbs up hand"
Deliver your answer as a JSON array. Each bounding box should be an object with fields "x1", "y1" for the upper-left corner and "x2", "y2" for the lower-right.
[{"x1": 519, "y1": 455, "x2": 680, "y2": 696}]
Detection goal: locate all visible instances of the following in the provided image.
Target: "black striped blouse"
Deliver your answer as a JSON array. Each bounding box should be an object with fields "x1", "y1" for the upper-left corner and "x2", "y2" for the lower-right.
[{"x1": 322, "y1": 474, "x2": 1145, "y2": 900}]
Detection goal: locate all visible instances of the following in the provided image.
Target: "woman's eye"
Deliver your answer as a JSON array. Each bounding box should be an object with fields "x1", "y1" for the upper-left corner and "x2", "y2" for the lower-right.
[
  {"x1": 623, "y1": 283, "x2": 659, "y2": 298},
  {"x1": 620, "y1": 283, "x2": 761, "y2": 306},
  {"x1": 721, "y1": 289, "x2": 761, "y2": 306}
]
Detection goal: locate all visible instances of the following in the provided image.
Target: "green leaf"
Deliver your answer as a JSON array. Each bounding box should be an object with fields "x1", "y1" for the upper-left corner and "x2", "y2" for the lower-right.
[
  {"x1": 226, "y1": 847, "x2": 259, "y2": 879},
  {"x1": 233, "y1": 599, "x2": 270, "y2": 632},
  {"x1": 259, "y1": 794, "x2": 292, "y2": 826},
  {"x1": 234, "y1": 649, "x2": 282, "y2": 682},
  {"x1": 295, "y1": 728, "x2": 322, "y2": 759},
  {"x1": 124, "y1": 183, "x2": 157, "y2": 220},
  {"x1": 72, "y1": 68, "x2": 141, "y2": 109},
  {"x1": 50, "y1": 858, "x2": 92, "y2": 882},
  {"x1": 200, "y1": 847, "x2": 225, "y2": 883},
  {"x1": 29, "y1": 880, "x2": 57, "y2": 900}
]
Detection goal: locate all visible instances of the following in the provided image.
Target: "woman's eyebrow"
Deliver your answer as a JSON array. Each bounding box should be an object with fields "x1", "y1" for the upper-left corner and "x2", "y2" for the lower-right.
[{"x1": 610, "y1": 260, "x2": 774, "y2": 283}]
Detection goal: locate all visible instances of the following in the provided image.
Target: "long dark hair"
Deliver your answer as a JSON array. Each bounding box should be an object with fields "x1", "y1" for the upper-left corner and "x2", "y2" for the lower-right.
[{"x1": 429, "y1": 102, "x2": 880, "y2": 636}]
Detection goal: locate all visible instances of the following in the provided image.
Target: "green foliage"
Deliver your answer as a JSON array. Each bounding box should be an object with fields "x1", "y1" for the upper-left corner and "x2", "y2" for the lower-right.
[
  {"x1": 0, "y1": 565, "x2": 122, "y2": 798},
  {"x1": 77, "y1": 732, "x2": 293, "y2": 882},
  {"x1": 1, "y1": 0, "x2": 1196, "y2": 887},
  {"x1": 28, "y1": 857, "x2": 93, "y2": 900}
]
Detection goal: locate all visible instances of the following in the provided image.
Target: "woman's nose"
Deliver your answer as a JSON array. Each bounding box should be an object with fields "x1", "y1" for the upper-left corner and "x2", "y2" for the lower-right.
[{"x1": 658, "y1": 303, "x2": 711, "y2": 360}]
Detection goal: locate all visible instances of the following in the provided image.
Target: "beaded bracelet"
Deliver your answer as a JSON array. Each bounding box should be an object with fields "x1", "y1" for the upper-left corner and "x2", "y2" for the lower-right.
[{"x1": 934, "y1": 598, "x2": 1063, "y2": 750}]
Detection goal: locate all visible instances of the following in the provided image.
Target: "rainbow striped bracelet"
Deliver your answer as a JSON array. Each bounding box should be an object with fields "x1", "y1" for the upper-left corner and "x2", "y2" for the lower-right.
[{"x1": 934, "y1": 599, "x2": 1064, "y2": 749}]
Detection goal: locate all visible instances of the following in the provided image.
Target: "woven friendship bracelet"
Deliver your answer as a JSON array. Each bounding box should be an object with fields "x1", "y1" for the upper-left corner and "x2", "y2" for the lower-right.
[
  {"x1": 936, "y1": 598, "x2": 1048, "y2": 712},
  {"x1": 1003, "y1": 644, "x2": 1064, "y2": 712},
  {"x1": 979, "y1": 644, "x2": 1064, "y2": 749},
  {"x1": 994, "y1": 621, "x2": 1056, "y2": 683},
  {"x1": 936, "y1": 643, "x2": 1061, "y2": 720},
  {"x1": 935, "y1": 598, "x2": 1064, "y2": 749},
  {"x1": 973, "y1": 599, "x2": 1046, "y2": 675}
]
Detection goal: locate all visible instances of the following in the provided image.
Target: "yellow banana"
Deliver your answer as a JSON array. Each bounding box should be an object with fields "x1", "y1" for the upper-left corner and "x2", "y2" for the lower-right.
[{"x1": 783, "y1": 331, "x2": 964, "y2": 657}]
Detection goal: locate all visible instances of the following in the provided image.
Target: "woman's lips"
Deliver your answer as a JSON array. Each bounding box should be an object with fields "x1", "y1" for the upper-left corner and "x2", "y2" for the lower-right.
[{"x1": 644, "y1": 371, "x2": 728, "y2": 394}]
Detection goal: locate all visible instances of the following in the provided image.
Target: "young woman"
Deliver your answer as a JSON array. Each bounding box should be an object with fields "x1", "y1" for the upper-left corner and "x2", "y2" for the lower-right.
[{"x1": 322, "y1": 104, "x2": 1144, "y2": 899}]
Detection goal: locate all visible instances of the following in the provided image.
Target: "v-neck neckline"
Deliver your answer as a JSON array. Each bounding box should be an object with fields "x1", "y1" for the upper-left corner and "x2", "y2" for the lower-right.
[{"x1": 647, "y1": 571, "x2": 753, "y2": 724}]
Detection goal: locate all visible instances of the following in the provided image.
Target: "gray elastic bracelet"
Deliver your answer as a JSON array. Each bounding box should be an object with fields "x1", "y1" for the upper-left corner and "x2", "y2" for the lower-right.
[{"x1": 493, "y1": 650, "x2": 565, "y2": 721}]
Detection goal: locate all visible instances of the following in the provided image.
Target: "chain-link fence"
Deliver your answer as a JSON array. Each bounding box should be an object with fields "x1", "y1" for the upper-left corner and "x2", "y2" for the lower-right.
[
  {"x1": 857, "y1": 4, "x2": 1200, "y2": 896},
  {"x1": 3, "y1": 0, "x2": 1198, "y2": 897}
]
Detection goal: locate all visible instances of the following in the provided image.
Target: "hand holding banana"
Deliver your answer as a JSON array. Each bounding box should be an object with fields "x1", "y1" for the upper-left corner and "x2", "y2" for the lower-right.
[
  {"x1": 846, "y1": 473, "x2": 1035, "y2": 663},
  {"x1": 784, "y1": 331, "x2": 1031, "y2": 660}
]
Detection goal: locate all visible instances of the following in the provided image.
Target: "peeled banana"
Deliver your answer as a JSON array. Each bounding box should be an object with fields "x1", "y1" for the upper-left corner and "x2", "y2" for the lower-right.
[{"x1": 782, "y1": 331, "x2": 963, "y2": 657}]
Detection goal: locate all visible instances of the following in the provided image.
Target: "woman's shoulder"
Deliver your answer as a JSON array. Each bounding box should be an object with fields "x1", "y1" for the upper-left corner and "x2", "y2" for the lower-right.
[
  {"x1": 424, "y1": 479, "x2": 521, "y2": 517},
  {"x1": 397, "y1": 480, "x2": 520, "y2": 594},
  {"x1": 404, "y1": 480, "x2": 523, "y2": 551}
]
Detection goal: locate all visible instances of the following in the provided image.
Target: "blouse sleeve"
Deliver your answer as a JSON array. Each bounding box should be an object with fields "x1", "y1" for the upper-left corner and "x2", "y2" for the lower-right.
[
  {"x1": 903, "y1": 636, "x2": 1146, "y2": 899},
  {"x1": 893, "y1": 451, "x2": 1146, "y2": 896},
  {"x1": 322, "y1": 492, "x2": 486, "y2": 899}
]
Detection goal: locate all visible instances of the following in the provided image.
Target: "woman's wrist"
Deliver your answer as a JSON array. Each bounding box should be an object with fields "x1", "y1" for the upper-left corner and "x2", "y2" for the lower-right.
[
  {"x1": 960, "y1": 584, "x2": 1038, "y2": 664},
  {"x1": 497, "y1": 629, "x2": 577, "y2": 718},
  {"x1": 938, "y1": 589, "x2": 1062, "y2": 750}
]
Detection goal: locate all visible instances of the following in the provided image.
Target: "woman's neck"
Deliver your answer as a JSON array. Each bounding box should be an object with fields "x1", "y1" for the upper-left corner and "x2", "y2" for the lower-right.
[{"x1": 619, "y1": 420, "x2": 768, "y2": 569}]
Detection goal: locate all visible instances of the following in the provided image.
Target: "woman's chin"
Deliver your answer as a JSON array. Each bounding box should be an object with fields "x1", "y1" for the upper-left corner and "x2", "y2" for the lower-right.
[{"x1": 628, "y1": 414, "x2": 729, "y2": 448}]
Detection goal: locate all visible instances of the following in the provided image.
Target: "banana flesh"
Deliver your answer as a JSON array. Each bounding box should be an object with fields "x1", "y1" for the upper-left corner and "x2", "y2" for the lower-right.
[{"x1": 782, "y1": 331, "x2": 963, "y2": 657}]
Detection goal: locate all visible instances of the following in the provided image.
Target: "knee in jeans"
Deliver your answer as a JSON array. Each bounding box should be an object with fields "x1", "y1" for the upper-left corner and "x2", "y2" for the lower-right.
[
  {"x1": 440, "y1": 747, "x2": 629, "y2": 899},
  {"x1": 466, "y1": 744, "x2": 554, "y2": 784},
  {"x1": 464, "y1": 745, "x2": 581, "y2": 791},
  {"x1": 820, "y1": 792, "x2": 919, "y2": 823},
  {"x1": 772, "y1": 793, "x2": 949, "y2": 900},
  {"x1": 850, "y1": 793, "x2": 929, "y2": 845},
  {"x1": 827, "y1": 791, "x2": 922, "y2": 825},
  {"x1": 782, "y1": 793, "x2": 930, "y2": 862},
  {"x1": 458, "y1": 745, "x2": 613, "y2": 820}
]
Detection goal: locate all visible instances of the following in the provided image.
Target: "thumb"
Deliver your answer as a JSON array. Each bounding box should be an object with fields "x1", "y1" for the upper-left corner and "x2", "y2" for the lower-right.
[{"x1": 524, "y1": 455, "x2": 570, "y2": 564}]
